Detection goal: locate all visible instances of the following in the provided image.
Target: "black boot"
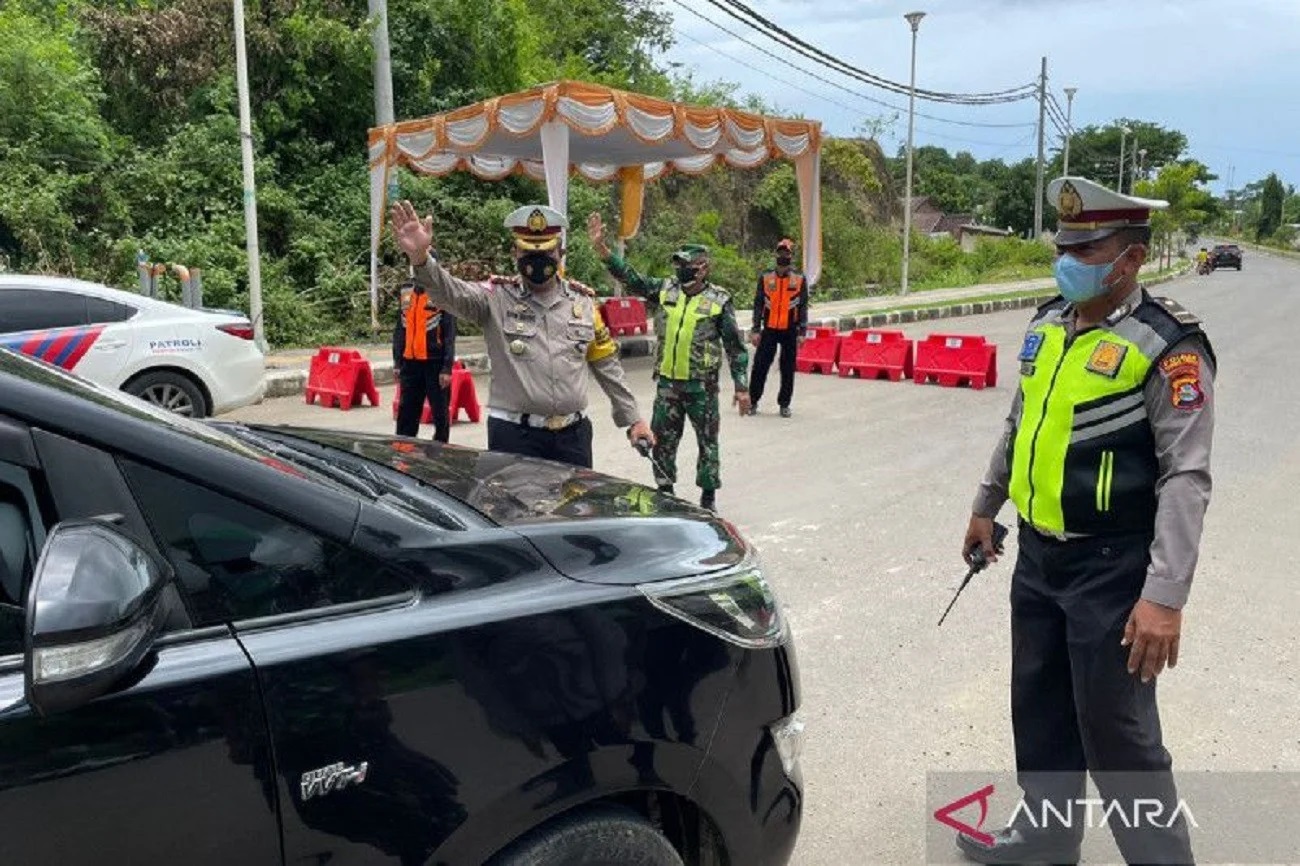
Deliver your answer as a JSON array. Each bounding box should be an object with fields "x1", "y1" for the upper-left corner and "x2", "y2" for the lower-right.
[
  {"x1": 955, "y1": 828, "x2": 1080, "y2": 865},
  {"x1": 700, "y1": 490, "x2": 716, "y2": 510},
  {"x1": 657, "y1": 484, "x2": 675, "y2": 496}
]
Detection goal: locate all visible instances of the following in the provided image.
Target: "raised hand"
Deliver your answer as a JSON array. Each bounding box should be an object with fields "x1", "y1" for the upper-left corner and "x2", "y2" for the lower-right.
[
  {"x1": 587, "y1": 211, "x2": 609, "y2": 258},
  {"x1": 390, "y1": 200, "x2": 434, "y2": 265}
]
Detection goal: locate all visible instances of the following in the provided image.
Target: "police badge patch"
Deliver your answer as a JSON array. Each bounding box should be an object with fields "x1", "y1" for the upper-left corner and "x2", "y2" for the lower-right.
[
  {"x1": 1161, "y1": 352, "x2": 1205, "y2": 411},
  {"x1": 1018, "y1": 332, "x2": 1044, "y2": 362},
  {"x1": 1085, "y1": 340, "x2": 1127, "y2": 378}
]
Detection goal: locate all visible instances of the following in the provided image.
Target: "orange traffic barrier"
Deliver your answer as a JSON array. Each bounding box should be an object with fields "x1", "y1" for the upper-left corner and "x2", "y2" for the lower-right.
[
  {"x1": 913, "y1": 334, "x2": 998, "y2": 390},
  {"x1": 601, "y1": 297, "x2": 649, "y2": 336},
  {"x1": 837, "y1": 330, "x2": 914, "y2": 381},
  {"x1": 795, "y1": 326, "x2": 842, "y2": 374},
  {"x1": 305, "y1": 348, "x2": 380, "y2": 410}
]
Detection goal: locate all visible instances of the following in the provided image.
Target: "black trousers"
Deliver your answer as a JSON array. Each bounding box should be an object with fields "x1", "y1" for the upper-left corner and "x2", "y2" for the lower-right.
[
  {"x1": 1010, "y1": 524, "x2": 1193, "y2": 864},
  {"x1": 396, "y1": 360, "x2": 450, "y2": 442},
  {"x1": 750, "y1": 327, "x2": 799, "y2": 408},
  {"x1": 486, "y1": 416, "x2": 593, "y2": 468}
]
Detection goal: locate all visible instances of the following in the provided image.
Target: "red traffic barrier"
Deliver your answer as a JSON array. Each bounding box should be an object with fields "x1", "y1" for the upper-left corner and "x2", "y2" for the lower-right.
[
  {"x1": 305, "y1": 347, "x2": 380, "y2": 410},
  {"x1": 448, "y1": 360, "x2": 481, "y2": 423},
  {"x1": 601, "y1": 296, "x2": 649, "y2": 336},
  {"x1": 390, "y1": 361, "x2": 481, "y2": 425},
  {"x1": 837, "y1": 329, "x2": 914, "y2": 381},
  {"x1": 795, "y1": 326, "x2": 842, "y2": 374},
  {"x1": 913, "y1": 334, "x2": 998, "y2": 390}
]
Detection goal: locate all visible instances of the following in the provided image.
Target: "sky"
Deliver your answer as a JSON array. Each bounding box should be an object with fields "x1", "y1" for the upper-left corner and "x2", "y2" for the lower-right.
[{"x1": 658, "y1": 0, "x2": 1300, "y2": 196}]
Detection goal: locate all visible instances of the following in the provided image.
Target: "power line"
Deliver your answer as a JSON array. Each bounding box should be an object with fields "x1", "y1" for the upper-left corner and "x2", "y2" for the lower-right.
[
  {"x1": 709, "y1": 0, "x2": 1038, "y2": 103},
  {"x1": 669, "y1": 2, "x2": 1036, "y2": 130},
  {"x1": 693, "y1": 0, "x2": 1038, "y2": 105}
]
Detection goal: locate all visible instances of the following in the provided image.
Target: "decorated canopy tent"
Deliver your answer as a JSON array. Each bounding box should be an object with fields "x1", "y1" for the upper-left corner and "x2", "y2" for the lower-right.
[{"x1": 367, "y1": 80, "x2": 823, "y2": 315}]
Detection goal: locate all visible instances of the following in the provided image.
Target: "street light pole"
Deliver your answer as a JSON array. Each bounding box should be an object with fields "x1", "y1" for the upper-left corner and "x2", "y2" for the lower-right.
[
  {"x1": 1062, "y1": 87, "x2": 1077, "y2": 176},
  {"x1": 232, "y1": 0, "x2": 265, "y2": 351},
  {"x1": 1032, "y1": 56, "x2": 1047, "y2": 239},
  {"x1": 900, "y1": 10, "x2": 925, "y2": 296},
  {"x1": 1117, "y1": 125, "x2": 1130, "y2": 193}
]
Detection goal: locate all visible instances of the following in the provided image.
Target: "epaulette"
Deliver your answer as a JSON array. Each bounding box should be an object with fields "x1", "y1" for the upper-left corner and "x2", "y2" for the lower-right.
[
  {"x1": 565, "y1": 279, "x2": 598, "y2": 298},
  {"x1": 1151, "y1": 295, "x2": 1202, "y2": 326}
]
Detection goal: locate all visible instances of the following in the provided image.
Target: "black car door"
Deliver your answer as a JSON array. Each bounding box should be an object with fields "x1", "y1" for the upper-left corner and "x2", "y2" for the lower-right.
[{"x1": 0, "y1": 428, "x2": 282, "y2": 865}]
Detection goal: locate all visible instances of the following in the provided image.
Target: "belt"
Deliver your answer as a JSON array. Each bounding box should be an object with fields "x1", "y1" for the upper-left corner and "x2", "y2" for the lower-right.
[{"x1": 488, "y1": 408, "x2": 583, "y2": 431}]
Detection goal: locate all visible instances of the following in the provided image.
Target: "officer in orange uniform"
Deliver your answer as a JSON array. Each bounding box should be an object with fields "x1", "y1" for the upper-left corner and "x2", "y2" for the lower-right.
[
  {"x1": 748, "y1": 238, "x2": 810, "y2": 417},
  {"x1": 393, "y1": 277, "x2": 457, "y2": 442}
]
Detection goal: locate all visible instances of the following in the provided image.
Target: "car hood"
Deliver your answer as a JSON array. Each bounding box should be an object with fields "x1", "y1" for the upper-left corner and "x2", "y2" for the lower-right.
[{"x1": 262, "y1": 426, "x2": 748, "y2": 584}]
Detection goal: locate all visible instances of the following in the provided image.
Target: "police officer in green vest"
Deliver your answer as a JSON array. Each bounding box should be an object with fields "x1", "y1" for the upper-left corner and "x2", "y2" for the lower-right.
[
  {"x1": 956, "y1": 177, "x2": 1214, "y2": 866},
  {"x1": 588, "y1": 212, "x2": 750, "y2": 511}
]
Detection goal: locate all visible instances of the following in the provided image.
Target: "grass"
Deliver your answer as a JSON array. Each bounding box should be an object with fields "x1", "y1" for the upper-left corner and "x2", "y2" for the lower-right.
[{"x1": 853, "y1": 259, "x2": 1192, "y2": 317}]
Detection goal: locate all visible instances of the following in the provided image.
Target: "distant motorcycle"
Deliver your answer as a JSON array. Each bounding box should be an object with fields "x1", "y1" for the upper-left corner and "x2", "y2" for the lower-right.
[{"x1": 1197, "y1": 259, "x2": 1213, "y2": 275}]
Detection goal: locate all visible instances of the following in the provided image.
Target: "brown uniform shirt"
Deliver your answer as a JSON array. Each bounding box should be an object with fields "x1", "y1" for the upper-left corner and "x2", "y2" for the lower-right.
[{"x1": 412, "y1": 259, "x2": 641, "y2": 428}]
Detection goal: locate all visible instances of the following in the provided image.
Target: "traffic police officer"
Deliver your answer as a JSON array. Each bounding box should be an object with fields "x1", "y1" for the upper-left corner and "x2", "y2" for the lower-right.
[
  {"x1": 957, "y1": 177, "x2": 1214, "y2": 865},
  {"x1": 393, "y1": 277, "x2": 456, "y2": 442},
  {"x1": 587, "y1": 212, "x2": 750, "y2": 511},
  {"x1": 749, "y1": 237, "x2": 810, "y2": 417},
  {"x1": 388, "y1": 200, "x2": 653, "y2": 468}
]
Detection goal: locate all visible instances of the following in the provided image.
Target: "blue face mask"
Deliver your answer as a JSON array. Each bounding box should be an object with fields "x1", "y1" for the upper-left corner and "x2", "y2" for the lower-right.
[{"x1": 1053, "y1": 246, "x2": 1132, "y2": 302}]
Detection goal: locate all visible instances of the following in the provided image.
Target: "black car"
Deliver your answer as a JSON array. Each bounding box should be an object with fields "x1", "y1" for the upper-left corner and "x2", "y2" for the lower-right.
[
  {"x1": 0, "y1": 348, "x2": 803, "y2": 866},
  {"x1": 1210, "y1": 243, "x2": 1243, "y2": 270}
]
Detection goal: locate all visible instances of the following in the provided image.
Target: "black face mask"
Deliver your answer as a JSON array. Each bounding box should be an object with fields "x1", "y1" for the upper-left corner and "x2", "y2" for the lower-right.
[
  {"x1": 776, "y1": 255, "x2": 792, "y2": 267},
  {"x1": 676, "y1": 265, "x2": 699, "y2": 285},
  {"x1": 517, "y1": 252, "x2": 558, "y2": 285}
]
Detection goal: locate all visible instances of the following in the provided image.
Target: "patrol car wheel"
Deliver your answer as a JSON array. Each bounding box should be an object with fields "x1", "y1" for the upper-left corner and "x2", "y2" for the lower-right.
[
  {"x1": 491, "y1": 806, "x2": 684, "y2": 866},
  {"x1": 125, "y1": 371, "x2": 209, "y2": 418}
]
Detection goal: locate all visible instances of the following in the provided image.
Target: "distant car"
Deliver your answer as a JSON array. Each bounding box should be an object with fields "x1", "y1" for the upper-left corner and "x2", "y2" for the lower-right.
[
  {"x1": 0, "y1": 275, "x2": 265, "y2": 417},
  {"x1": 1210, "y1": 244, "x2": 1243, "y2": 271},
  {"x1": 0, "y1": 347, "x2": 805, "y2": 866}
]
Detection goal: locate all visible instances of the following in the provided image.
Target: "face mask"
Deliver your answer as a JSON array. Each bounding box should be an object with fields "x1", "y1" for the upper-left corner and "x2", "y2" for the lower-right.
[
  {"x1": 676, "y1": 264, "x2": 699, "y2": 285},
  {"x1": 776, "y1": 254, "x2": 792, "y2": 267},
  {"x1": 1052, "y1": 245, "x2": 1132, "y2": 302},
  {"x1": 517, "y1": 252, "x2": 557, "y2": 285}
]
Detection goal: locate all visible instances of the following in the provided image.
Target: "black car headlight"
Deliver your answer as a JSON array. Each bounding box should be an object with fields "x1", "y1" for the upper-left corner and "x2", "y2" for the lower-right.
[{"x1": 639, "y1": 555, "x2": 787, "y2": 648}]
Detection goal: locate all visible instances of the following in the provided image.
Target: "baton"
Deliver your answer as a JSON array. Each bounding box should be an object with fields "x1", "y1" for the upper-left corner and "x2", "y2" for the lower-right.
[
  {"x1": 938, "y1": 520, "x2": 1009, "y2": 627},
  {"x1": 633, "y1": 437, "x2": 672, "y2": 483}
]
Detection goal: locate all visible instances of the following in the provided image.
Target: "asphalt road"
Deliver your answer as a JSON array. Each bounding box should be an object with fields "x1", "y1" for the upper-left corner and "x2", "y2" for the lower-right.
[{"x1": 229, "y1": 249, "x2": 1300, "y2": 864}]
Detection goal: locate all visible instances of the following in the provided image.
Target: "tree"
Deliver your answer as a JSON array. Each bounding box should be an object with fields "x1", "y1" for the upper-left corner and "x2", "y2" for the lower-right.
[
  {"x1": 1134, "y1": 162, "x2": 1216, "y2": 264},
  {"x1": 1051, "y1": 120, "x2": 1187, "y2": 189},
  {"x1": 1257, "y1": 173, "x2": 1285, "y2": 241}
]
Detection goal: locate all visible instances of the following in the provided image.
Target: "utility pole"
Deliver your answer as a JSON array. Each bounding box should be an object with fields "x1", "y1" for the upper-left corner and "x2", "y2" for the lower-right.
[
  {"x1": 368, "y1": 0, "x2": 395, "y2": 334},
  {"x1": 1032, "y1": 56, "x2": 1047, "y2": 240},
  {"x1": 900, "y1": 11, "x2": 925, "y2": 295},
  {"x1": 233, "y1": 0, "x2": 265, "y2": 351},
  {"x1": 1062, "y1": 87, "x2": 1077, "y2": 177}
]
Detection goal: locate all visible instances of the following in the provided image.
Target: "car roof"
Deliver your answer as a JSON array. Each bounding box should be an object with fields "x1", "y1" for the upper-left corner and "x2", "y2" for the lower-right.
[{"x1": 0, "y1": 274, "x2": 179, "y2": 313}]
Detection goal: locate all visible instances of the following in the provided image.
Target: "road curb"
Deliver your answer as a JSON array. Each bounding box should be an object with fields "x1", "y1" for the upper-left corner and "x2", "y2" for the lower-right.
[{"x1": 263, "y1": 270, "x2": 1189, "y2": 400}]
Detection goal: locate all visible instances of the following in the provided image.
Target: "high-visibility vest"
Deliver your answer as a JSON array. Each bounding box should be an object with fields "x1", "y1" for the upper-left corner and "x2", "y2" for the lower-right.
[
  {"x1": 1008, "y1": 293, "x2": 1213, "y2": 536},
  {"x1": 402, "y1": 293, "x2": 443, "y2": 361},
  {"x1": 762, "y1": 272, "x2": 804, "y2": 330},
  {"x1": 655, "y1": 282, "x2": 731, "y2": 380}
]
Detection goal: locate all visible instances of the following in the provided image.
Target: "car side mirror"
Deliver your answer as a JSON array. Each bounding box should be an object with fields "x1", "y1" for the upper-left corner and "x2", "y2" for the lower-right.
[{"x1": 24, "y1": 520, "x2": 170, "y2": 716}]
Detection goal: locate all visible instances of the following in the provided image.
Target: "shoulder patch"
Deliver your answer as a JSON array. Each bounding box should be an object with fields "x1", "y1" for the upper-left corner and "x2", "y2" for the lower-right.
[{"x1": 1159, "y1": 351, "x2": 1206, "y2": 411}]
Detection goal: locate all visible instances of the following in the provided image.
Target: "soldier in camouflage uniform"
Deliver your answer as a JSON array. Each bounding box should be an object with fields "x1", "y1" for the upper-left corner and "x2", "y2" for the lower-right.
[{"x1": 589, "y1": 213, "x2": 750, "y2": 511}]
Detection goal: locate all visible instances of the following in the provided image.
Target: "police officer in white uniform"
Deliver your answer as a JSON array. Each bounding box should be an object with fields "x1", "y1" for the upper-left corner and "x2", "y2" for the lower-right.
[
  {"x1": 389, "y1": 200, "x2": 653, "y2": 468},
  {"x1": 956, "y1": 177, "x2": 1214, "y2": 865}
]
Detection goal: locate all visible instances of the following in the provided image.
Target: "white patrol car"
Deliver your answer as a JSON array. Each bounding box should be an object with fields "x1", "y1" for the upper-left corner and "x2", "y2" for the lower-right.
[{"x1": 0, "y1": 275, "x2": 266, "y2": 418}]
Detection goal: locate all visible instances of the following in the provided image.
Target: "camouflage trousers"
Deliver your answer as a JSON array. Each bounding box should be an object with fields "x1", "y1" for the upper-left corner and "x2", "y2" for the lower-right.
[{"x1": 651, "y1": 377, "x2": 721, "y2": 491}]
